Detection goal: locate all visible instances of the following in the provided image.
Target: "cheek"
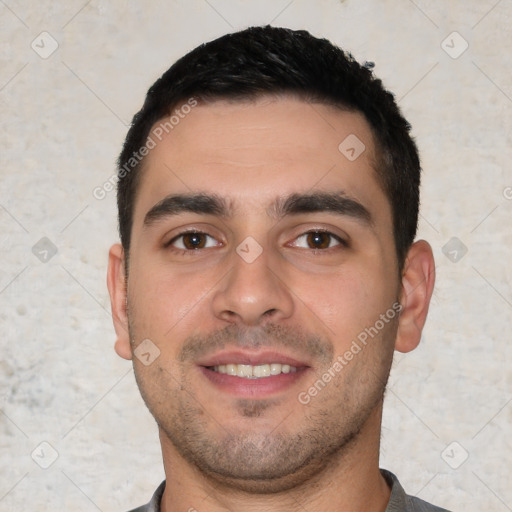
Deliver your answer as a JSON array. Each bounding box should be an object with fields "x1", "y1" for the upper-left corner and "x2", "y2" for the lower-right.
[
  {"x1": 290, "y1": 263, "x2": 397, "y2": 342},
  {"x1": 127, "y1": 263, "x2": 218, "y2": 344}
]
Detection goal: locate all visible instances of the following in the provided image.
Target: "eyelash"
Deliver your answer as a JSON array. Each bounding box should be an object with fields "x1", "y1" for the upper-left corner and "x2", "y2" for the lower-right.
[
  {"x1": 165, "y1": 229, "x2": 347, "y2": 255},
  {"x1": 164, "y1": 230, "x2": 220, "y2": 255},
  {"x1": 291, "y1": 230, "x2": 347, "y2": 250}
]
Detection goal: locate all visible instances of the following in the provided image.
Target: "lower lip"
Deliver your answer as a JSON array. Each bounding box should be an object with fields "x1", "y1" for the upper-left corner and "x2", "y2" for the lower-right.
[{"x1": 199, "y1": 366, "x2": 309, "y2": 398}]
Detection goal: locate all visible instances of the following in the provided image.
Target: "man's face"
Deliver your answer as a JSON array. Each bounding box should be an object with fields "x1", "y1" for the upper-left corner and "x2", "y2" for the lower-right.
[{"x1": 121, "y1": 96, "x2": 402, "y2": 491}]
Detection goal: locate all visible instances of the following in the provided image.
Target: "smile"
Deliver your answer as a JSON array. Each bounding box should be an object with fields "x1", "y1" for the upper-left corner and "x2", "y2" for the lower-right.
[{"x1": 209, "y1": 363, "x2": 298, "y2": 379}]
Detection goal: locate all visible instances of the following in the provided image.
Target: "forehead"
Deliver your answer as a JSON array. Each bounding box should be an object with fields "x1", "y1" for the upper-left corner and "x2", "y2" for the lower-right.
[{"x1": 133, "y1": 96, "x2": 390, "y2": 223}]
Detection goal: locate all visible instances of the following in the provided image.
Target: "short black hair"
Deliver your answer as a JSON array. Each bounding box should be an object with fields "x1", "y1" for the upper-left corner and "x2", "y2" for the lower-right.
[{"x1": 117, "y1": 25, "x2": 420, "y2": 272}]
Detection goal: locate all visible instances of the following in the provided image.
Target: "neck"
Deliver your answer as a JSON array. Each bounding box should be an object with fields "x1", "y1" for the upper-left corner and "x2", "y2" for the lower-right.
[{"x1": 159, "y1": 406, "x2": 391, "y2": 512}]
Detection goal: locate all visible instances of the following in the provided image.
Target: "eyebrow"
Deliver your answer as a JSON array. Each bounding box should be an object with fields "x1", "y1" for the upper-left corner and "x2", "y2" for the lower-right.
[
  {"x1": 143, "y1": 193, "x2": 230, "y2": 227},
  {"x1": 269, "y1": 191, "x2": 372, "y2": 224},
  {"x1": 143, "y1": 191, "x2": 372, "y2": 228}
]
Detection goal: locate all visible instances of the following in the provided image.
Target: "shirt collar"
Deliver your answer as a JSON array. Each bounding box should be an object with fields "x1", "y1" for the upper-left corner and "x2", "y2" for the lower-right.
[{"x1": 143, "y1": 469, "x2": 414, "y2": 512}]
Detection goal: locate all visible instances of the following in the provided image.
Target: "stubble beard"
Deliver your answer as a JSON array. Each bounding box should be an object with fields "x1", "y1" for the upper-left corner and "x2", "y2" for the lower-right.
[{"x1": 130, "y1": 320, "x2": 396, "y2": 494}]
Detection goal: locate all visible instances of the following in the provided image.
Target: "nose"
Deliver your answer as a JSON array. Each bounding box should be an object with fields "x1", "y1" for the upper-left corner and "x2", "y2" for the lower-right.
[{"x1": 211, "y1": 247, "x2": 294, "y2": 327}]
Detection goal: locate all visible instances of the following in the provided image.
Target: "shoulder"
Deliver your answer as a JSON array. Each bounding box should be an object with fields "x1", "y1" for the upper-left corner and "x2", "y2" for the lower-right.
[
  {"x1": 381, "y1": 469, "x2": 452, "y2": 512},
  {"x1": 125, "y1": 481, "x2": 166, "y2": 512}
]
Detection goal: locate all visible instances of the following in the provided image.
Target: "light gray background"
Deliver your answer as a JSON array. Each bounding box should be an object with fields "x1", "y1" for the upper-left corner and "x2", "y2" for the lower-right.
[{"x1": 1, "y1": 1, "x2": 511, "y2": 510}]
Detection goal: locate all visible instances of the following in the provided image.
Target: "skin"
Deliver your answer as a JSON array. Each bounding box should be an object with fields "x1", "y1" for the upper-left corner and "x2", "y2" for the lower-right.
[{"x1": 107, "y1": 96, "x2": 435, "y2": 512}]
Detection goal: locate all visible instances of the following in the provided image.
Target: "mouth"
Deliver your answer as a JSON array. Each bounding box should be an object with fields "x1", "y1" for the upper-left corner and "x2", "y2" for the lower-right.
[
  {"x1": 197, "y1": 350, "x2": 311, "y2": 398},
  {"x1": 207, "y1": 362, "x2": 298, "y2": 379}
]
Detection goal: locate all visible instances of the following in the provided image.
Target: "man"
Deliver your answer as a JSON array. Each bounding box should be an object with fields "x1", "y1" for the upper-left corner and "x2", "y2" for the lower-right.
[{"x1": 107, "y1": 26, "x2": 448, "y2": 512}]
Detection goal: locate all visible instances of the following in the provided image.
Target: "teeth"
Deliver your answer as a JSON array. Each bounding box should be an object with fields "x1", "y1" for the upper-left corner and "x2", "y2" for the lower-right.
[
  {"x1": 270, "y1": 363, "x2": 281, "y2": 375},
  {"x1": 212, "y1": 363, "x2": 298, "y2": 378},
  {"x1": 237, "y1": 364, "x2": 253, "y2": 378},
  {"x1": 225, "y1": 364, "x2": 237, "y2": 375}
]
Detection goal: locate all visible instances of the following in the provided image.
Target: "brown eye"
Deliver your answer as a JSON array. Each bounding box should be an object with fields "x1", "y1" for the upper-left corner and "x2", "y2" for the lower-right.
[
  {"x1": 182, "y1": 233, "x2": 207, "y2": 249},
  {"x1": 292, "y1": 231, "x2": 344, "y2": 250},
  {"x1": 168, "y1": 232, "x2": 218, "y2": 251},
  {"x1": 306, "y1": 232, "x2": 331, "y2": 249}
]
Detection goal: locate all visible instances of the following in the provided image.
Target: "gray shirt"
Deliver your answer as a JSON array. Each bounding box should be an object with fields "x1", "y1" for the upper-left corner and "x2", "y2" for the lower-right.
[{"x1": 127, "y1": 469, "x2": 452, "y2": 512}]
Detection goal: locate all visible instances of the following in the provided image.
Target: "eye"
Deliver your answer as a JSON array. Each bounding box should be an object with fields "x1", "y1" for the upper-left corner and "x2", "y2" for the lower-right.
[
  {"x1": 168, "y1": 232, "x2": 219, "y2": 250},
  {"x1": 292, "y1": 231, "x2": 344, "y2": 250}
]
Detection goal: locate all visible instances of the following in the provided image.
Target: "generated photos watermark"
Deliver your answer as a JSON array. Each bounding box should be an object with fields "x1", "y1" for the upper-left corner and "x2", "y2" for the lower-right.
[
  {"x1": 298, "y1": 301, "x2": 403, "y2": 405},
  {"x1": 93, "y1": 97, "x2": 198, "y2": 200}
]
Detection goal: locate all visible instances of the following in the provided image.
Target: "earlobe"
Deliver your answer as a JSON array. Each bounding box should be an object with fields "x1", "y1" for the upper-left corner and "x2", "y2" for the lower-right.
[
  {"x1": 107, "y1": 243, "x2": 132, "y2": 360},
  {"x1": 395, "y1": 240, "x2": 436, "y2": 353},
  {"x1": 114, "y1": 337, "x2": 132, "y2": 360}
]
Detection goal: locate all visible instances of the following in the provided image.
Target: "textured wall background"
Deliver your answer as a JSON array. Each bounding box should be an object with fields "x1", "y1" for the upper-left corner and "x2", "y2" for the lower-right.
[{"x1": 0, "y1": 1, "x2": 511, "y2": 510}]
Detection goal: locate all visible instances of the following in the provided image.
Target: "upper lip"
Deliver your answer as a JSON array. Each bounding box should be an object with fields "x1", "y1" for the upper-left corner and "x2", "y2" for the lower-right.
[{"x1": 197, "y1": 350, "x2": 311, "y2": 368}]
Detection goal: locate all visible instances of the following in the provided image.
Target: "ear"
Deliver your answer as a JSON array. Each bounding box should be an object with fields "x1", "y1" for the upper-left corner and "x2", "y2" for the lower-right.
[
  {"x1": 107, "y1": 243, "x2": 132, "y2": 360},
  {"x1": 395, "y1": 240, "x2": 436, "y2": 353}
]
